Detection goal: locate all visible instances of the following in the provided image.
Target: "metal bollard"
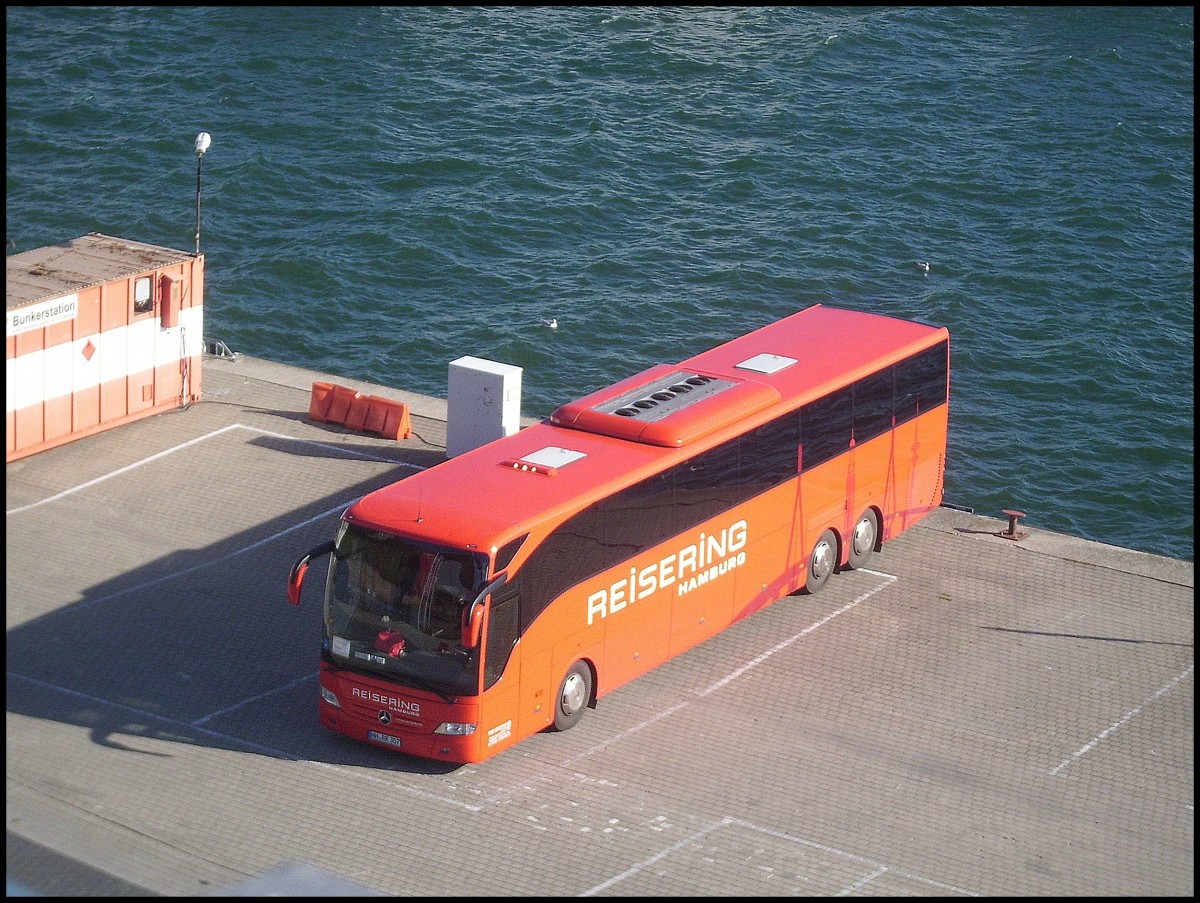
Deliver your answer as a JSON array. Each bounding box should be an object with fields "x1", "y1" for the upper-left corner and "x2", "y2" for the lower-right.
[{"x1": 1000, "y1": 509, "x2": 1027, "y2": 540}]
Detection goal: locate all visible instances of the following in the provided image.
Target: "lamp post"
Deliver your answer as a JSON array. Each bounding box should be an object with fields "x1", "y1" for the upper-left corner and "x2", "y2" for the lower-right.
[{"x1": 194, "y1": 131, "x2": 212, "y2": 256}]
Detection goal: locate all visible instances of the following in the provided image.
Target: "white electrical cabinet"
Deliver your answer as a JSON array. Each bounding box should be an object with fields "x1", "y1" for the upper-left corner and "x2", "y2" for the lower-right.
[{"x1": 446, "y1": 356, "x2": 523, "y2": 458}]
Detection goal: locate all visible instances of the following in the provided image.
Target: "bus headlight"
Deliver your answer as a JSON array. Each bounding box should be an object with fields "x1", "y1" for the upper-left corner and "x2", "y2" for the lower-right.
[
  {"x1": 433, "y1": 722, "x2": 477, "y2": 736},
  {"x1": 320, "y1": 685, "x2": 341, "y2": 708}
]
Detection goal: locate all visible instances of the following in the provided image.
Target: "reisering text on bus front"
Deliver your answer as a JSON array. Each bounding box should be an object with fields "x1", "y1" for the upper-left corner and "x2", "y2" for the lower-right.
[{"x1": 352, "y1": 687, "x2": 420, "y2": 717}]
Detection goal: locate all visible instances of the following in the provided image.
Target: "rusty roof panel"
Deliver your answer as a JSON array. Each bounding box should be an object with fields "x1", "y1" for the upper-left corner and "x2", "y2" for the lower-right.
[{"x1": 6, "y1": 233, "x2": 195, "y2": 311}]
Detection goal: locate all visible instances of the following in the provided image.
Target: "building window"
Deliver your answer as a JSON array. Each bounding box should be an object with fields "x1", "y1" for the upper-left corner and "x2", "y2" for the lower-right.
[{"x1": 134, "y1": 276, "x2": 153, "y2": 314}]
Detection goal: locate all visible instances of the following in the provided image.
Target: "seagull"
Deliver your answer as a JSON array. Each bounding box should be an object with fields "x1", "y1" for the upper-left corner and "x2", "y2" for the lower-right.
[
  {"x1": 916, "y1": 261, "x2": 931, "y2": 276},
  {"x1": 541, "y1": 318, "x2": 559, "y2": 329}
]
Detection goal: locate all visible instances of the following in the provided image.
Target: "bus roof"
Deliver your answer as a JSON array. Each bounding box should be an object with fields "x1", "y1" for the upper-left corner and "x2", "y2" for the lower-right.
[{"x1": 346, "y1": 305, "x2": 948, "y2": 553}]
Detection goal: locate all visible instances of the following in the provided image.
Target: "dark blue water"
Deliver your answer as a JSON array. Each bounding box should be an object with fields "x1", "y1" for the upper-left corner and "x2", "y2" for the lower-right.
[{"x1": 6, "y1": 7, "x2": 1194, "y2": 561}]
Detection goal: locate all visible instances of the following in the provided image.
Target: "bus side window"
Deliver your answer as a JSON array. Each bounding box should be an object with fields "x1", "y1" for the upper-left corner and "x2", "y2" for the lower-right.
[
  {"x1": 737, "y1": 414, "x2": 799, "y2": 491},
  {"x1": 894, "y1": 341, "x2": 949, "y2": 425},
  {"x1": 484, "y1": 587, "x2": 521, "y2": 689},
  {"x1": 800, "y1": 385, "x2": 853, "y2": 470},
  {"x1": 854, "y1": 368, "x2": 895, "y2": 444}
]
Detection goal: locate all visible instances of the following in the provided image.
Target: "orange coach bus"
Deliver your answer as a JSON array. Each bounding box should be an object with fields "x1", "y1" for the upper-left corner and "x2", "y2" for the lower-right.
[{"x1": 287, "y1": 304, "x2": 950, "y2": 763}]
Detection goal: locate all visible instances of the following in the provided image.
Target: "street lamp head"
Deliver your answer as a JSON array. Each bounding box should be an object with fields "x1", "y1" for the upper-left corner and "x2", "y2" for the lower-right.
[{"x1": 193, "y1": 132, "x2": 212, "y2": 256}]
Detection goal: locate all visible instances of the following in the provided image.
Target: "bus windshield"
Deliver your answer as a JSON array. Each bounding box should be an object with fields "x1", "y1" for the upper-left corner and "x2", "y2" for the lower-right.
[{"x1": 322, "y1": 522, "x2": 487, "y2": 698}]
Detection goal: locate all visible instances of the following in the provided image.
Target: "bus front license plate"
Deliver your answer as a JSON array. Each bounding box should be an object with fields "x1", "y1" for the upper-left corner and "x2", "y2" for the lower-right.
[{"x1": 368, "y1": 730, "x2": 403, "y2": 748}]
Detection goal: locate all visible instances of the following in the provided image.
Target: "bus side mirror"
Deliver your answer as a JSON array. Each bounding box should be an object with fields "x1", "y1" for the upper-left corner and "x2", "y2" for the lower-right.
[
  {"x1": 287, "y1": 560, "x2": 307, "y2": 605},
  {"x1": 288, "y1": 541, "x2": 335, "y2": 606},
  {"x1": 461, "y1": 601, "x2": 484, "y2": 649},
  {"x1": 460, "y1": 573, "x2": 506, "y2": 649}
]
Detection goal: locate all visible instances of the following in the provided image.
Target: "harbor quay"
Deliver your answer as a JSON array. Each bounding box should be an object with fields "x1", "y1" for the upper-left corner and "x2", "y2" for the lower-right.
[{"x1": 6, "y1": 354, "x2": 1193, "y2": 897}]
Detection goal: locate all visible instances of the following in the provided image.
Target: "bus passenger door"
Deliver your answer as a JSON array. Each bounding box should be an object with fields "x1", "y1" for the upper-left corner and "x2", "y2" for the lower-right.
[{"x1": 479, "y1": 586, "x2": 523, "y2": 756}]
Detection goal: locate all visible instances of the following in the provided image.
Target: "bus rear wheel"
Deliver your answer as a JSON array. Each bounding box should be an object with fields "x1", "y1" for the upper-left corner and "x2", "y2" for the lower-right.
[
  {"x1": 804, "y1": 529, "x2": 838, "y2": 594},
  {"x1": 552, "y1": 661, "x2": 592, "y2": 731},
  {"x1": 847, "y1": 508, "x2": 880, "y2": 569}
]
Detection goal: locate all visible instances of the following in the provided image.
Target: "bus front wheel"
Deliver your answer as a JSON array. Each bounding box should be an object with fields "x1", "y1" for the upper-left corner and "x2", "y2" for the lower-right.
[
  {"x1": 804, "y1": 529, "x2": 838, "y2": 593},
  {"x1": 552, "y1": 661, "x2": 592, "y2": 731},
  {"x1": 847, "y1": 508, "x2": 880, "y2": 569}
]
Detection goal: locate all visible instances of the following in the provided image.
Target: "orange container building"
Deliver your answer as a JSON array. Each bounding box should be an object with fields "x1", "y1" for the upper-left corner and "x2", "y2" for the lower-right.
[{"x1": 6, "y1": 232, "x2": 205, "y2": 463}]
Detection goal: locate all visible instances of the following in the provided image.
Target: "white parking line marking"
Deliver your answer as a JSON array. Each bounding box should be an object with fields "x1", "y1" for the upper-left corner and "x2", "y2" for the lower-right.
[
  {"x1": 1049, "y1": 663, "x2": 1194, "y2": 775},
  {"x1": 6, "y1": 423, "x2": 406, "y2": 516}
]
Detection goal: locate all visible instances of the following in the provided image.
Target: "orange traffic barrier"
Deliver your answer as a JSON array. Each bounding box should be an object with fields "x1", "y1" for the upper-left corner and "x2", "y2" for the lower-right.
[
  {"x1": 307, "y1": 381, "x2": 411, "y2": 441},
  {"x1": 325, "y1": 384, "x2": 360, "y2": 425},
  {"x1": 378, "y1": 398, "x2": 412, "y2": 440},
  {"x1": 308, "y1": 381, "x2": 335, "y2": 422},
  {"x1": 362, "y1": 396, "x2": 390, "y2": 436},
  {"x1": 343, "y1": 392, "x2": 372, "y2": 432}
]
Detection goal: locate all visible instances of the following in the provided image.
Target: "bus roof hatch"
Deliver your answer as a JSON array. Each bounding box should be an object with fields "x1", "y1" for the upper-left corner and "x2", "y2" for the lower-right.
[
  {"x1": 499, "y1": 446, "x2": 587, "y2": 476},
  {"x1": 736, "y1": 353, "x2": 797, "y2": 375}
]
